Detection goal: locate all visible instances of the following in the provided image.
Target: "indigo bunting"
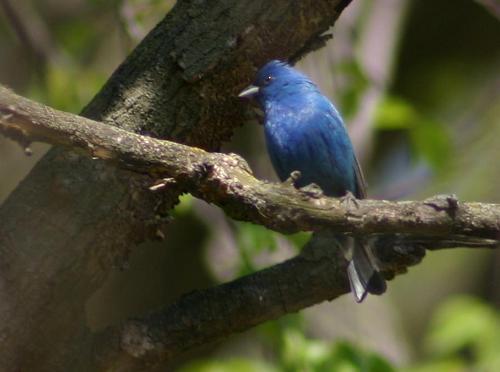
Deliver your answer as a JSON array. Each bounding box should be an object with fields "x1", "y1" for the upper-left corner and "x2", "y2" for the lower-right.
[{"x1": 239, "y1": 60, "x2": 386, "y2": 302}]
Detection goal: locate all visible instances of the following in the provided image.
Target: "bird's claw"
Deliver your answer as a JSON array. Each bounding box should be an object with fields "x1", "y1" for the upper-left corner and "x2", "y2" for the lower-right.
[
  {"x1": 284, "y1": 170, "x2": 302, "y2": 187},
  {"x1": 283, "y1": 171, "x2": 324, "y2": 199},
  {"x1": 299, "y1": 183, "x2": 324, "y2": 199},
  {"x1": 340, "y1": 191, "x2": 360, "y2": 210}
]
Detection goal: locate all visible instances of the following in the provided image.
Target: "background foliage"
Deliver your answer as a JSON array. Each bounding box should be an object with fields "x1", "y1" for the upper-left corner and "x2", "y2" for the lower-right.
[{"x1": 0, "y1": 0, "x2": 498, "y2": 370}]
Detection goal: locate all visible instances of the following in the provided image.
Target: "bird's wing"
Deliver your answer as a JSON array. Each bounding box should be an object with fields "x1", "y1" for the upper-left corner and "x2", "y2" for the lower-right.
[
  {"x1": 323, "y1": 102, "x2": 368, "y2": 199},
  {"x1": 324, "y1": 100, "x2": 367, "y2": 199},
  {"x1": 353, "y1": 153, "x2": 367, "y2": 199}
]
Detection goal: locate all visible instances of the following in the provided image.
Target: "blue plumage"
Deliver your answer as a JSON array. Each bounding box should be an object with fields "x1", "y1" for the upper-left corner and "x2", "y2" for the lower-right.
[{"x1": 239, "y1": 60, "x2": 386, "y2": 302}]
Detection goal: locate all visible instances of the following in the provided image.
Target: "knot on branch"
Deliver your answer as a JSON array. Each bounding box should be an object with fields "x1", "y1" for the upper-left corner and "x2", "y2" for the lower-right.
[
  {"x1": 225, "y1": 152, "x2": 252, "y2": 174},
  {"x1": 372, "y1": 235, "x2": 427, "y2": 279},
  {"x1": 424, "y1": 194, "x2": 459, "y2": 218},
  {"x1": 0, "y1": 104, "x2": 33, "y2": 154},
  {"x1": 121, "y1": 322, "x2": 160, "y2": 359}
]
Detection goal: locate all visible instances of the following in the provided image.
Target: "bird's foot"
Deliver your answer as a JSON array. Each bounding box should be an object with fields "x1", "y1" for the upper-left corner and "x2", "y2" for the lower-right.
[
  {"x1": 340, "y1": 191, "x2": 360, "y2": 210},
  {"x1": 299, "y1": 183, "x2": 324, "y2": 199},
  {"x1": 284, "y1": 170, "x2": 302, "y2": 187},
  {"x1": 283, "y1": 171, "x2": 324, "y2": 199}
]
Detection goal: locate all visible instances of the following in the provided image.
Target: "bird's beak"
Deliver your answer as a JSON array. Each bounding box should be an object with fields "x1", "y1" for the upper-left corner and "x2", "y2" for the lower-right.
[{"x1": 238, "y1": 85, "x2": 259, "y2": 98}]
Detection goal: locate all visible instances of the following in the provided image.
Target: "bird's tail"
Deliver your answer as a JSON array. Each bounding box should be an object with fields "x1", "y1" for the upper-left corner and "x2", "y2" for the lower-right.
[{"x1": 347, "y1": 238, "x2": 386, "y2": 302}]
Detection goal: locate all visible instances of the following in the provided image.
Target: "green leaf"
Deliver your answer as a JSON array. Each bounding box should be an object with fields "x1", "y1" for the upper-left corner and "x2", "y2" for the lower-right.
[
  {"x1": 409, "y1": 119, "x2": 451, "y2": 170},
  {"x1": 335, "y1": 60, "x2": 370, "y2": 118},
  {"x1": 234, "y1": 222, "x2": 278, "y2": 274},
  {"x1": 173, "y1": 194, "x2": 193, "y2": 216},
  {"x1": 30, "y1": 64, "x2": 105, "y2": 112},
  {"x1": 284, "y1": 231, "x2": 311, "y2": 251},
  {"x1": 281, "y1": 328, "x2": 331, "y2": 369},
  {"x1": 424, "y1": 295, "x2": 500, "y2": 359},
  {"x1": 375, "y1": 96, "x2": 451, "y2": 170},
  {"x1": 235, "y1": 223, "x2": 278, "y2": 254},
  {"x1": 375, "y1": 96, "x2": 417, "y2": 130},
  {"x1": 319, "y1": 341, "x2": 395, "y2": 372},
  {"x1": 178, "y1": 358, "x2": 278, "y2": 372},
  {"x1": 55, "y1": 19, "x2": 99, "y2": 59},
  {"x1": 402, "y1": 358, "x2": 466, "y2": 372}
]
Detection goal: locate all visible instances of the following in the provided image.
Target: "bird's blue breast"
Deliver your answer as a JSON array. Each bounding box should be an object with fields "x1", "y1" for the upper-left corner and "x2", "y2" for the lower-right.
[{"x1": 263, "y1": 90, "x2": 358, "y2": 198}]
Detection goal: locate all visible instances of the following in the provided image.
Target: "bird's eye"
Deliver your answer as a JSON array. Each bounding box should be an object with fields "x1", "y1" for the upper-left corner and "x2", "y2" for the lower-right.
[{"x1": 264, "y1": 75, "x2": 273, "y2": 83}]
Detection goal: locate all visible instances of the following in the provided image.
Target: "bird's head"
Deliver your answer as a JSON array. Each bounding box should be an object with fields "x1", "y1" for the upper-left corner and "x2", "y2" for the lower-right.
[{"x1": 238, "y1": 60, "x2": 317, "y2": 106}]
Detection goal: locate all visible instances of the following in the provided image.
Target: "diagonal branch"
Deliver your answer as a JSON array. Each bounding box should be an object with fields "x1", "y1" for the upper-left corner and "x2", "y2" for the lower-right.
[
  {"x1": 1, "y1": 85, "x2": 499, "y2": 245},
  {"x1": 92, "y1": 237, "x2": 350, "y2": 371},
  {"x1": 93, "y1": 231, "x2": 493, "y2": 370},
  {"x1": 94, "y1": 223, "x2": 495, "y2": 370}
]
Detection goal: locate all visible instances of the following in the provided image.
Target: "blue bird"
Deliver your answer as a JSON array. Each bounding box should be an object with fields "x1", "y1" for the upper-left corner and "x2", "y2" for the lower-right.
[{"x1": 239, "y1": 60, "x2": 386, "y2": 302}]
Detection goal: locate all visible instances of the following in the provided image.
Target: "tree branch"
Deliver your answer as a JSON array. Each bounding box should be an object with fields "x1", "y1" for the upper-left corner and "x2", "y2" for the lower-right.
[
  {"x1": 93, "y1": 232, "x2": 494, "y2": 370},
  {"x1": 92, "y1": 237, "x2": 350, "y2": 371},
  {"x1": 2, "y1": 86, "x2": 499, "y2": 245}
]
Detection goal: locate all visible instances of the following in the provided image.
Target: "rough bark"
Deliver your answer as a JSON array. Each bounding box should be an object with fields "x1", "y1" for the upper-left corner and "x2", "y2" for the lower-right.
[{"x1": 0, "y1": 0, "x2": 352, "y2": 371}]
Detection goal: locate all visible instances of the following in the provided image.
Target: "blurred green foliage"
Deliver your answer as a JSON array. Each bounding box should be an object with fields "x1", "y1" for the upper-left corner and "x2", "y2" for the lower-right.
[
  {"x1": 30, "y1": 63, "x2": 105, "y2": 112},
  {"x1": 409, "y1": 296, "x2": 500, "y2": 372},
  {"x1": 179, "y1": 358, "x2": 278, "y2": 372},
  {"x1": 335, "y1": 60, "x2": 369, "y2": 119},
  {"x1": 275, "y1": 328, "x2": 395, "y2": 372},
  {"x1": 20, "y1": 0, "x2": 174, "y2": 111},
  {"x1": 234, "y1": 222, "x2": 278, "y2": 275},
  {"x1": 375, "y1": 96, "x2": 451, "y2": 170},
  {"x1": 233, "y1": 221, "x2": 310, "y2": 275},
  {"x1": 173, "y1": 194, "x2": 195, "y2": 216}
]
